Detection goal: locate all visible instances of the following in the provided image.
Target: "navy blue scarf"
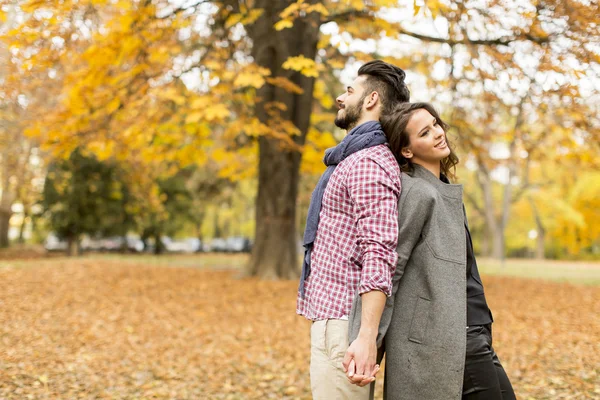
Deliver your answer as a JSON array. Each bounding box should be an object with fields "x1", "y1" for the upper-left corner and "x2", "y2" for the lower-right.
[{"x1": 299, "y1": 120, "x2": 387, "y2": 297}]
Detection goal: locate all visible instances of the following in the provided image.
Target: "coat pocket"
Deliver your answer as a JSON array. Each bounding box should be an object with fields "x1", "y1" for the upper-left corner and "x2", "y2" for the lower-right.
[
  {"x1": 408, "y1": 296, "x2": 431, "y2": 344},
  {"x1": 425, "y1": 239, "x2": 464, "y2": 264}
]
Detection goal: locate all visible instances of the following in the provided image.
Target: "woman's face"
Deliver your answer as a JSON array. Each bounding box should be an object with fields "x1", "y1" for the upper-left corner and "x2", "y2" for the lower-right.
[{"x1": 401, "y1": 108, "x2": 450, "y2": 166}]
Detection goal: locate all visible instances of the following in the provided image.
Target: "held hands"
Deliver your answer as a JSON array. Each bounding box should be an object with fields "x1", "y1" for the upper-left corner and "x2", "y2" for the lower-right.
[{"x1": 342, "y1": 334, "x2": 380, "y2": 386}]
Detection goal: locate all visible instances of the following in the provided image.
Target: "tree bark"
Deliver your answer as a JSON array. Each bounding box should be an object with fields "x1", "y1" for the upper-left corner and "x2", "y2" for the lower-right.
[
  {"x1": 0, "y1": 148, "x2": 15, "y2": 248},
  {"x1": 18, "y1": 208, "x2": 28, "y2": 243},
  {"x1": 499, "y1": 143, "x2": 517, "y2": 263},
  {"x1": 529, "y1": 197, "x2": 546, "y2": 259},
  {"x1": 244, "y1": 0, "x2": 320, "y2": 279},
  {"x1": 0, "y1": 208, "x2": 11, "y2": 248},
  {"x1": 154, "y1": 233, "x2": 164, "y2": 255},
  {"x1": 476, "y1": 164, "x2": 501, "y2": 258},
  {"x1": 67, "y1": 236, "x2": 80, "y2": 256}
]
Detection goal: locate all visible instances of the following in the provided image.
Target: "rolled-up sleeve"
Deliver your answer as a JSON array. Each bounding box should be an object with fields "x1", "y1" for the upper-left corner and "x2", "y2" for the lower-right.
[{"x1": 347, "y1": 157, "x2": 401, "y2": 297}]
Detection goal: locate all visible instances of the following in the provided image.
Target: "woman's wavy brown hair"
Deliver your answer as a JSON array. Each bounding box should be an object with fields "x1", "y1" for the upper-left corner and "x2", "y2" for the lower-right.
[{"x1": 381, "y1": 102, "x2": 459, "y2": 180}]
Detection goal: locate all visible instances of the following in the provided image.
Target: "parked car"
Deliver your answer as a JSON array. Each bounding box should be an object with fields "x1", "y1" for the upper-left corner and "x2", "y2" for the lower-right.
[
  {"x1": 208, "y1": 238, "x2": 228, "y2": 252},
  {"x1": 81, "y1": 236, "x2": 144, "y2": 253},
  {"x1": 225, "y1": 237, "x2": 252, "y2": 253},
  {"x1": 162, "y1": 237, "x2": 202, "y2": 253},
  {"x1": 81, "y1": 236, "x2": 103, "y2": 252}
]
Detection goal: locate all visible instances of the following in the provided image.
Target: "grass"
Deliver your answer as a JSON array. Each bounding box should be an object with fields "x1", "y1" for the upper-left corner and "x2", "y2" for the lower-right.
[{"x1": 477, "y1": 257, "x2": 600, "y2": 286}]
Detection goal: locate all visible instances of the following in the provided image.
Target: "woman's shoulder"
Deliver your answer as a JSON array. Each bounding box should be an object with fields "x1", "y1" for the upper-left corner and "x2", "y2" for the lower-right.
[{"x1": 401, "y1": 172, "x2": 439, "y2": 199}]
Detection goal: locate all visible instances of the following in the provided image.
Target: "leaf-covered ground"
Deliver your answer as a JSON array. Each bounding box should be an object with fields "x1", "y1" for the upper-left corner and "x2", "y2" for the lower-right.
[{"x1": 0, "y1": 258, "x2": 598, "y2": 399}]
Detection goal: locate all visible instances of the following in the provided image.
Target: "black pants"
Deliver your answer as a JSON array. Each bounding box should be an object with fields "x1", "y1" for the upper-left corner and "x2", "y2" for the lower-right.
[{"x1": 462, "y1": 324, "x2": 516, "y2": 400}]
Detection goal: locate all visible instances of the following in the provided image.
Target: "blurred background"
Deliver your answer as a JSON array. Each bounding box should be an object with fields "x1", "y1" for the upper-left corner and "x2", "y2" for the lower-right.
[
  {"x1": 0, "y1": 0, "x2": 598, "y2": 268},
  {"x1": 0, "y1": 1, "x2": 599, "y2": 399}
]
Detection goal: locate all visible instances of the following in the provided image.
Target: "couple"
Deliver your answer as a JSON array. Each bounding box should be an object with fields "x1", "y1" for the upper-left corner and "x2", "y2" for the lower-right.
[{"x1": 297, "y1": 60, "x2": 516, "y2": 400}]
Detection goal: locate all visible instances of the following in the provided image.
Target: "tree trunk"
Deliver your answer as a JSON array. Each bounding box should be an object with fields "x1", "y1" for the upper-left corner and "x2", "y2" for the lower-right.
[
  {"x1": 244, "y1": 0, "x2": 320, "y2": 279},
  {"x1": 18, "y1": 208, "x2": 28, "y2": 244},
  {"x1": 481, "y1": 230, "x2": 489, "y2": 257},
  {"x1": 67, "y1": 236, "x2": 80, "y2": 256},
  {"x1": 499, "y1": 143, "x2": 517, "y2": 263},
  {"x1": 529, "y1": 197, "x2": 546, "y2": 259},
  {"x1": 0, "y1": 166, "x2": 15, "y2": 248},
  {"x1": 476, "y1": 165, "x2": 501, "y2": 258},
  {"x1": 0, "y1": 208, "x2": 10, "y2": 248},
  {"x1": 154, "y1": 233, "x2": 164, "y2": 255}
]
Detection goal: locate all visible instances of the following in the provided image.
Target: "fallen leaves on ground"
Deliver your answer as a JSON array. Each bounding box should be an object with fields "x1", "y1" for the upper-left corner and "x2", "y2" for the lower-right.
[{"x1": 0, "y1": 259, "x2": 598, "y2": 399}]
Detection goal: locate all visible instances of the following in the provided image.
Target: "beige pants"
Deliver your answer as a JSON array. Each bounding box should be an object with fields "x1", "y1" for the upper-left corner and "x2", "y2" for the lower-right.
[{"x1": 310, "y1": 319, "x2": 373, "y2": 400}]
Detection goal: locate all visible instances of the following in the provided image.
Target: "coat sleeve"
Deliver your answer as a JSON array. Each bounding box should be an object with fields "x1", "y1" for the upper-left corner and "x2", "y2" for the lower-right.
[{"x1": 348, "y1": 182, "x2": 433, "y2": 347}]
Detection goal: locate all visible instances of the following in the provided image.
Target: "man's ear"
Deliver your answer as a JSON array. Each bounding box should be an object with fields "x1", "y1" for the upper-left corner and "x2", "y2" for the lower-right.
[
  {"x1": 364, "y1": 91, "x2": 379, "y2": 110},
  {"x1": 401, "y1": 147, "x2": 413, "y2": 159}
]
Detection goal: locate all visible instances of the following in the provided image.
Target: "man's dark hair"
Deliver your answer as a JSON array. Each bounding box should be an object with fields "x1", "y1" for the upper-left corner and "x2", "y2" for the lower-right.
[{"x1": 357, "y1": 60, "x2": 410, "y2": 115}]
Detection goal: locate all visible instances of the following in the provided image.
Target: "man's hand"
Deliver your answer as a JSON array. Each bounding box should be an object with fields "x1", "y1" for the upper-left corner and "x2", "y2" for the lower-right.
[{"x1": 342, "y1": 334, "x2": 379, "y2": 386}]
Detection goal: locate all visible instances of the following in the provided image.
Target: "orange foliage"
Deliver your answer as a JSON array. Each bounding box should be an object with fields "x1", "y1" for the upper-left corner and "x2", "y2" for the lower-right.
[{"x1": 0, "y1": 258, "x2": 598, "y2": 399}]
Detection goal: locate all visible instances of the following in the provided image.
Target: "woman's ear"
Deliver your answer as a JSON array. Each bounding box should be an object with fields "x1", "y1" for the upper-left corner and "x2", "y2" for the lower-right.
[{"x1": 401, "y1": 147, "x2": 413, "y2": 159}]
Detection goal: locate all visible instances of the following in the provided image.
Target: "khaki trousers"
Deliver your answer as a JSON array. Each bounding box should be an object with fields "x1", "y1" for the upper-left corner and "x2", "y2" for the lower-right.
[{"x1": 310, "y1": 319, "x2": 373, "y2": 400}]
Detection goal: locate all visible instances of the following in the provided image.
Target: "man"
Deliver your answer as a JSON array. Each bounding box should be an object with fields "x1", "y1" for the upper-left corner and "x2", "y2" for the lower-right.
[{"x1": 297, "y1": 60, "x2": 410, "y2": 399}]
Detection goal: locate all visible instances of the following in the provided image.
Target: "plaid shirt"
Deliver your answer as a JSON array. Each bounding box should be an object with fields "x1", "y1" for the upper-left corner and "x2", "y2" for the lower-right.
[{"x1": 297, "y1": 144, "x2": 401, "y2": 321}]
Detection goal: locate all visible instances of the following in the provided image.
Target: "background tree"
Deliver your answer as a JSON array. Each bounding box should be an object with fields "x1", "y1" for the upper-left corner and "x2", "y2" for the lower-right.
[{"x1": 42, "y1": 150, "x2": 132, "y2": 256}]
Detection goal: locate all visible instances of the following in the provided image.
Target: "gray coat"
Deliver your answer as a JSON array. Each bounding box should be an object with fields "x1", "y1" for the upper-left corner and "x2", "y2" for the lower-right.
[{"x1": 349, "y1": 164, "x2": 468, "y2": 400}]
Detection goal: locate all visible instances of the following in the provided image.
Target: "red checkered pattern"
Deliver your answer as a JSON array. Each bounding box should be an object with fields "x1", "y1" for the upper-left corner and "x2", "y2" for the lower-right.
[{"x1": 297, "y1": 144, "x2": 402, "y2": 321}]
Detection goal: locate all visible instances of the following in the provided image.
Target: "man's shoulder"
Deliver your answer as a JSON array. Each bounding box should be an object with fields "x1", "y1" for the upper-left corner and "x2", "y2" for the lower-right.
[{"x1": 342, "y1": 144, "x2": 400, "y2": 173}]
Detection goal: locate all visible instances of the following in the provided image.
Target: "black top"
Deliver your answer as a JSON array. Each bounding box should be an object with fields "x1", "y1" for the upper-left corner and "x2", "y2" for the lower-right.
[
  {"x1": 440, "y1": 174, "x2": 493, "y2": 326},
  {"x1": 465, "y1": 224, "x2": 493, "y2": 326}
]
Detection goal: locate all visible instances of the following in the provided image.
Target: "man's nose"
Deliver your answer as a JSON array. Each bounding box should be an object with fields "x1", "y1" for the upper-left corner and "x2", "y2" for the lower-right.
[{"x1": 336, "y1": 93, "x2": 345, "y2": 105}]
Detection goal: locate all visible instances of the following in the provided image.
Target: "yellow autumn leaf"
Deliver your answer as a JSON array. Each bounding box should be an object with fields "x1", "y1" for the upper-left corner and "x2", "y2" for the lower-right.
[
  {"x1": 413, "y1": 1, "x2": 421, "y2": 16},
  {"x1": 225, "y1": 14, "x2": 243, "y2": 29},
  {"x1": 244, "y1": 9, "x2": 265, "y2": 25},
  {"x1": 234, "y1": 72, "x2": 266, "y2": 88},
  {"x1": 191, "y1": 97, "x2": 211, "y2": 109},
  {"x1": 314, "y1": 80, "x2": 334, "y2": 109},
  {"x1": 279, "y1": 3, "x2": 300, "y2": 19},
  {"x1": 274, "y1": 19, "x2": 293, "y2": 31},
  {"x1": 306, "y1": 4, "x2": 329, "y2": 16},
  {"x1": 161, "y1": 88, "x2": 186, "y2": 105},
  {"x1": 350, "y1": 0, "x2": 365, "y2": 11},
  {"x1": 204, "y1": 104, "x2": 230, "y2": 121},
  {"x1": 212, "y1": 148, "x2": 228, "y2": 162},
  {"x1": 282, "y1": 55, "x2": 318, "y2": 78},
  {"x1": 186, "y1": 112, "x2": 204, "y2": 124},
  {"x1": 265, "y1": 77, "x2": 304, "y2": 94},
  {"x1": 106, "y1": 97, "x2": 120, "y2": 113}
]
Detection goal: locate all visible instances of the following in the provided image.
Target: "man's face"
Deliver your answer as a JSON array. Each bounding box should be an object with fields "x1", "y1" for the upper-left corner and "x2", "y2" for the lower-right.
[{"x1": 334, "y1": 75, "x2": 368, "y2": 130}]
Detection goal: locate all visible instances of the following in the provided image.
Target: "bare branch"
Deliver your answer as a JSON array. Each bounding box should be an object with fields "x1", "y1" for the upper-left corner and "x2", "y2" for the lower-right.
[
  {"x1": 396, "y1": 27, "x2": 552, "y2": 47},
  {"x1": 464, "y1": 189, "x2": 486, "y2": 218},
  {"x1": 323, "y1": 9, "x2": 371, "y2": 24}
]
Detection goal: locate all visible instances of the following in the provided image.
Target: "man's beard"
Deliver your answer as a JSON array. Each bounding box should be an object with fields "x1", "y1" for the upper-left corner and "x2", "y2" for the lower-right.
[{"x1": 334, "y1": 101, "x2": 363, "y2": 130}]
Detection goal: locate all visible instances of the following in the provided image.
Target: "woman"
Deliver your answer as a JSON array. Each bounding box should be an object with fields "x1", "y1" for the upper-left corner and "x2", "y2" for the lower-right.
[{"x1": 348, "y1": 102, "x2": 516, "y2": 399}]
